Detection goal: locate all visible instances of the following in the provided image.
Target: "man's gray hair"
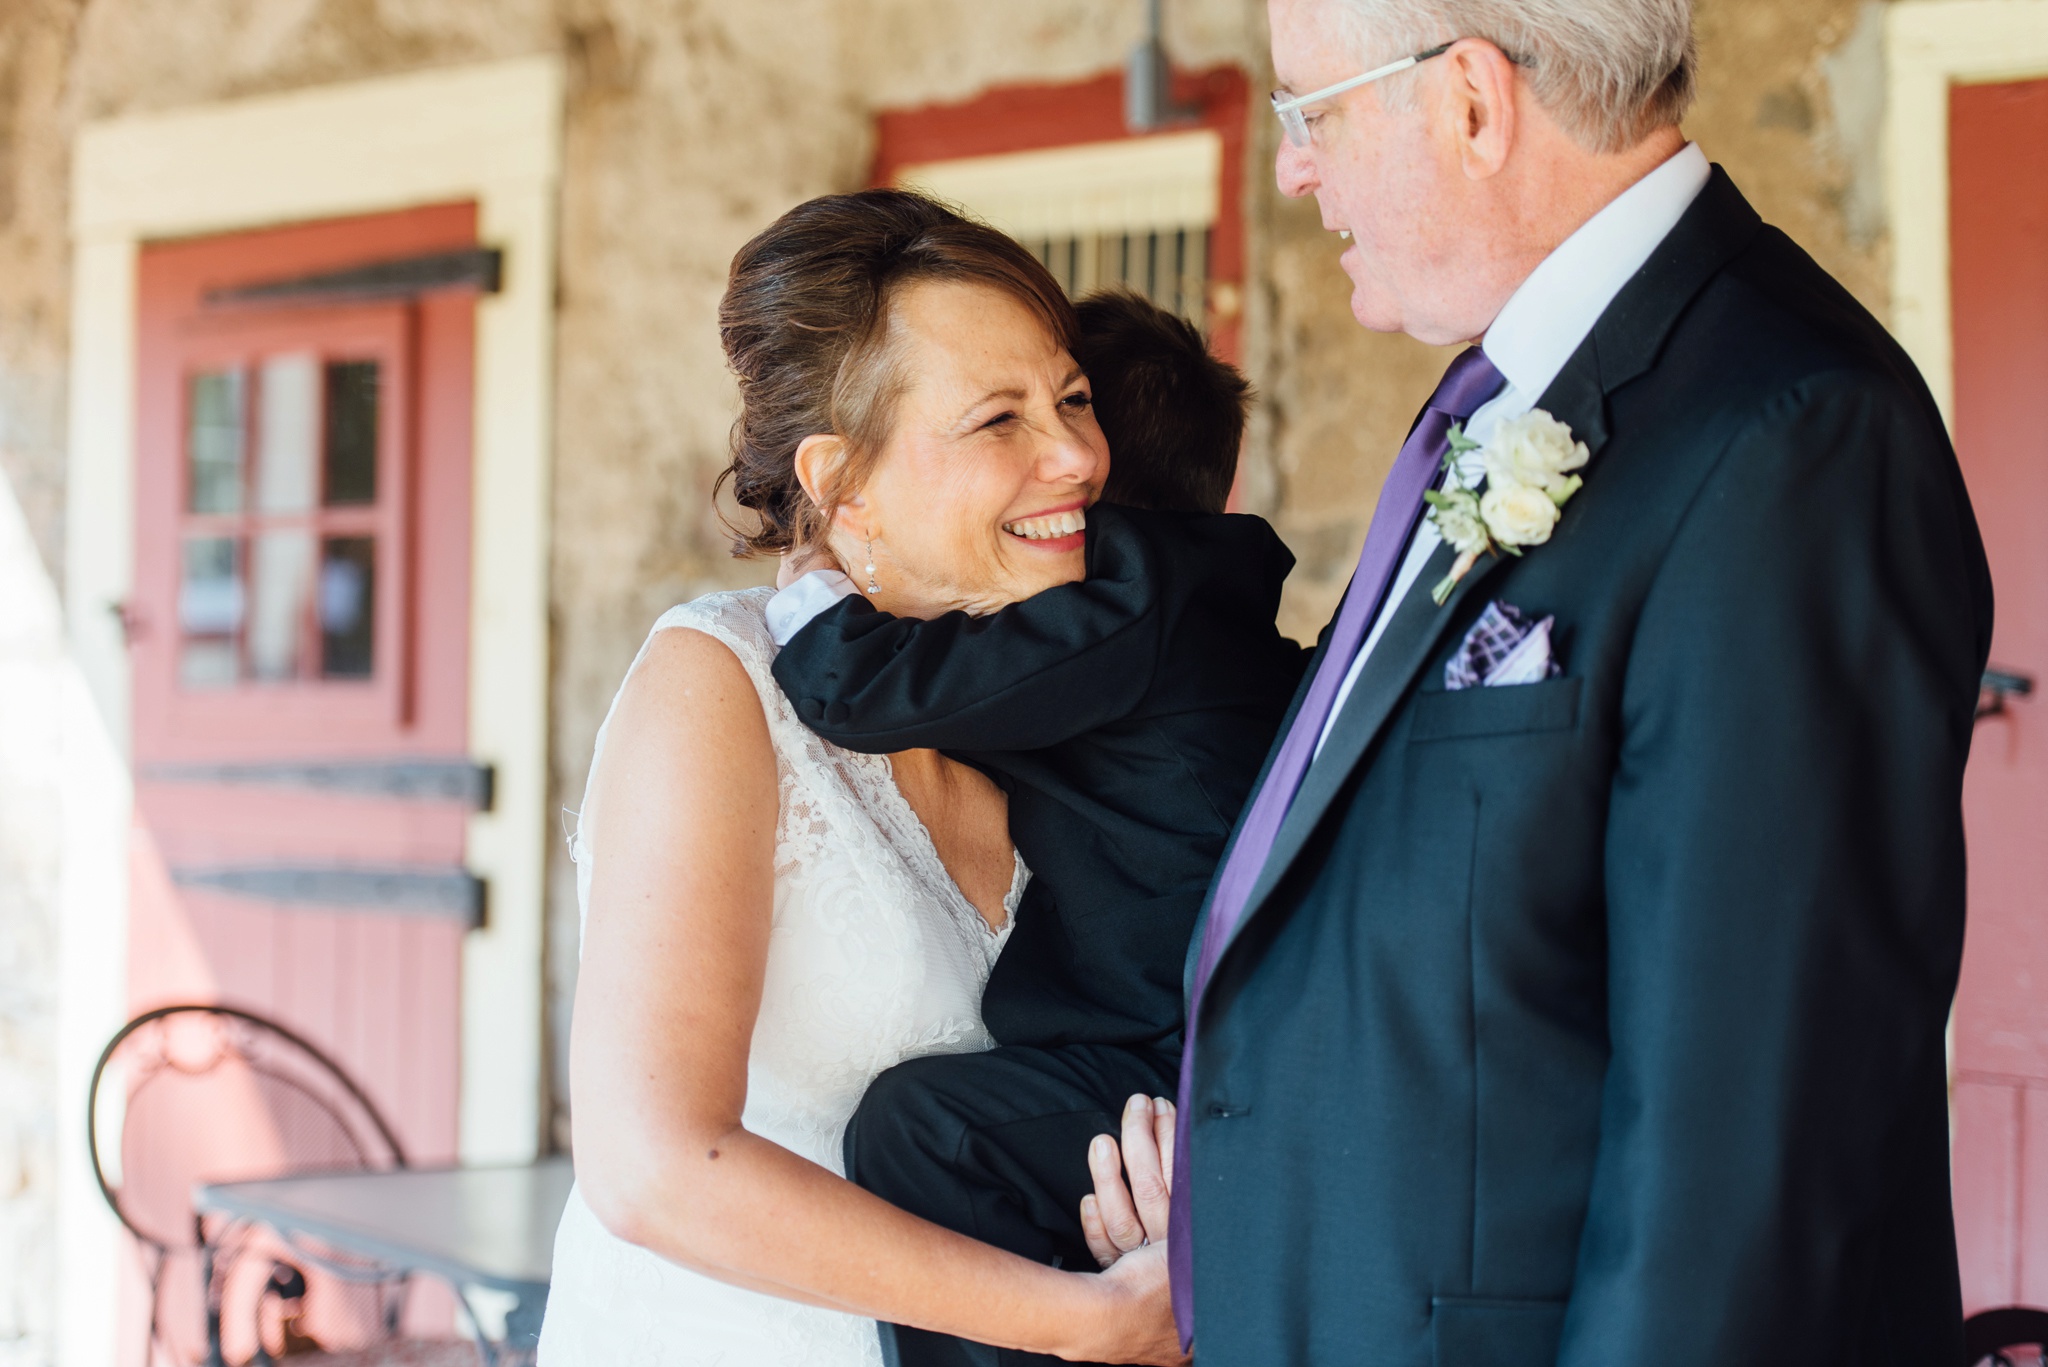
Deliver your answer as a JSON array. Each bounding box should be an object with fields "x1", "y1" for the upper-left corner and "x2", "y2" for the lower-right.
[{"x1": 1331, "y1": 0, "x2": 1697, "y2": 153}]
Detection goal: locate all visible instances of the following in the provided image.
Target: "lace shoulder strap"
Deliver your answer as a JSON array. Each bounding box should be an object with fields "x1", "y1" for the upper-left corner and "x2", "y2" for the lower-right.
[{"x1": 641, "y1": 586, "x2": 783, "y2": 701}]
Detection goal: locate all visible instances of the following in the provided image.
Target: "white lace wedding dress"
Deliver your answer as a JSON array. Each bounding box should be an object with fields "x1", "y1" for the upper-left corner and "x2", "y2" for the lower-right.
[{"x1": 539, "y1": 588, "x2": 1024, "y2": 1366}]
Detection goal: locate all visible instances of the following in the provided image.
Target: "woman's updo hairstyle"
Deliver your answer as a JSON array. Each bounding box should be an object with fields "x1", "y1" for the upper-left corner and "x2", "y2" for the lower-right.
[{"x1": 716, "y1": 188, "x2": 1079, "y2": 556}]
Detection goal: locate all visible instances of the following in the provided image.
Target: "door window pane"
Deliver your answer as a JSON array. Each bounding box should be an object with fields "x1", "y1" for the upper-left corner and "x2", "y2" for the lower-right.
[
  {"x1": 178, "y1": 536, "x2": 242, "y2": 687},
  {"x1": 323, "y1": 361, "x2": 379, "y2": 507},
  {"x1": 247, "y1": 530, "x2": 315, "y2": 682},
  {"x1": 318, "y1": 536, "x2": 376, "y2": 678},
  {"x1": 174, "y1": 351, "x2": 393, "y2": 691},
  {"x1": 255, "y1": 353, "x2": 320, "y2": 514},
  {"x1": 187, "y1": 370, "x2": 246, "y2": 514}
]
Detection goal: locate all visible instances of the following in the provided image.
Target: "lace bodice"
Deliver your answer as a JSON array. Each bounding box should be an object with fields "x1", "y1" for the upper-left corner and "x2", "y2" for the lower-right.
[{"x1": 541, "y1": 588, "x2": 1024, "y2": 1366}]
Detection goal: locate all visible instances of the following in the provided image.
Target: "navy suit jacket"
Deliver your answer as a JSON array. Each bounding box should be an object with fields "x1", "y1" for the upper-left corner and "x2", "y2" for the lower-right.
[{"x1": 1183, "y1": 169, "x2": 1991, "y2": 1366}]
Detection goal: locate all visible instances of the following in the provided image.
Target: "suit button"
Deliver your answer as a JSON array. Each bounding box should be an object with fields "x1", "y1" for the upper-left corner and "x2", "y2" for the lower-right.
[
  {"x1": 1204, "y1": 1101, "x2": 1250, "y2": 1119},
  {"x1": 799, "y1": 699, "x2": 824, "y2": 721},
  {"x1": 824, "y1": 701, "x2": 851, "y2": 724}
]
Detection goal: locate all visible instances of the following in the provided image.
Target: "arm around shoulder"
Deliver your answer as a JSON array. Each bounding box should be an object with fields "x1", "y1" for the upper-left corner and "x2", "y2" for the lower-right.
[{"x1": 771, "y1": 511, "x2": 1167, "y2": 752}]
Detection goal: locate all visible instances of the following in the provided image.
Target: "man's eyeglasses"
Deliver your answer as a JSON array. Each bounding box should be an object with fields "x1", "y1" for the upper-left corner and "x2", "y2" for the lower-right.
[{"x1": 1270, "y1": 42, "x2": 1454, "y2": 148}]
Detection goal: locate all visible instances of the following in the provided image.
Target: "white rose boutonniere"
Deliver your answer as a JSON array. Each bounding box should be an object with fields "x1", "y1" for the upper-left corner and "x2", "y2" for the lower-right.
[
  {"x1": 1484, "y1": 408, "x2": 1590, "y2": 499},
  {"x1": 1478, "y1": 481, "x2": 1561, "y2": 546},
  {"x1": 1422, "y1": 408, "x2": 1589, "y2": 604}
]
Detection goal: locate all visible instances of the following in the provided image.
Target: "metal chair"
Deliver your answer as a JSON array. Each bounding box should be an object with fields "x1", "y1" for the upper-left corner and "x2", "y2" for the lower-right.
[
  {"x1": 1967, "y1": 1306, "x2": 2048, "y2": 1366},
  {"x1": 87, "y1": 1004, "x2": 420, "y2": 1365}
]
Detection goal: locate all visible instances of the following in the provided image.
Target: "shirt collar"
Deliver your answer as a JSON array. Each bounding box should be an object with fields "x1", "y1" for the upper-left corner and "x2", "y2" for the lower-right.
[{"x1": 1482, "y1": 142, "x2": 1711, "y2": 401}]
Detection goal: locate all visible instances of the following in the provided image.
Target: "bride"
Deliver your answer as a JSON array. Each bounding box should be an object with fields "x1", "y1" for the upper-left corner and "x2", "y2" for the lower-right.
[{"x1": 537, "y1": 190, "x2": 1180, "y2": 1366}]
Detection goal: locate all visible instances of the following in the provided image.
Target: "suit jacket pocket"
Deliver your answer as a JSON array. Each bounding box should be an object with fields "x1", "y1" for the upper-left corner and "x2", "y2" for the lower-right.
[
  {"x1": 1430, "y1": 1296, "x2": 1567, "y2": 1367},
  {"x1": 1410, "y1": 677, "x2": 1580, "y2": 743}
]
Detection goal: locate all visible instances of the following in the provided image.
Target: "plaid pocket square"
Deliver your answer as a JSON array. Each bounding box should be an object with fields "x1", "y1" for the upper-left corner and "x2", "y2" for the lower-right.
[{"x1": 1445, "y1": 600, "x2": 1562, "y2": 691}]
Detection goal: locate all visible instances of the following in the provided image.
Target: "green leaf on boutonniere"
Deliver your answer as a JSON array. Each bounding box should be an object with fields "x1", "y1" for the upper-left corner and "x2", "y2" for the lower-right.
[
  {"x1": 1426, "y1": 483, "x2": 1495, "y2": 605},
  {"x1": 1445, "y1": 422, "x2": 1481, "y2": 457},
  {"x1": 1548, "y1": 474, "x2": 1584, "y2": 507}
]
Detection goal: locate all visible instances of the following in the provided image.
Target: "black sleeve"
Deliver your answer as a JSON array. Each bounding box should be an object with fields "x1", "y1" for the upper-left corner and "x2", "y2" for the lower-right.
[
  {"x1": 1556, "y1": 373, "x2": 1990, "y2": 1363},
  {"x1": 769, "y1": 508, "x2": 1167, "y2": 754}
]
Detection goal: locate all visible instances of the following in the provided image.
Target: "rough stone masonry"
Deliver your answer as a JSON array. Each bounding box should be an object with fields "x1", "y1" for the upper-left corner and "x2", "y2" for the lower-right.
[{"x1": 0, "y1": 13, "x2": 1899, "y2": 1344}]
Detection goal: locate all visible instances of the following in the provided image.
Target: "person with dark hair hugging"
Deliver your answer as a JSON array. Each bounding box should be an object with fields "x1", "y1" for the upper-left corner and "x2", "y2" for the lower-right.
[
  {"x1": 767, "y1": 287, "x2": 1304, "y2": 1367},
  {"x1": 1069, "y1": 289, "x2": 1253, "y2": 516}
]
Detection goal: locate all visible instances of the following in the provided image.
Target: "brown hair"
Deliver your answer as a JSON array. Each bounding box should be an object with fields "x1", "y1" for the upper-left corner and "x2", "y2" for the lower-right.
[
  {"x1": 1072, "y1": 289, "x2": 1252, "y2": 515},
  {"x1": 716, "y1": 188, "x2": 1079, "y2": 557}
]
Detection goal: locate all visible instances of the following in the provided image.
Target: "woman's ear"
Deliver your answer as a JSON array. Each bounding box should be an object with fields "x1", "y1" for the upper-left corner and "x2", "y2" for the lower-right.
[
  {"x1": 792, "y1": 433, "x2": 847, "y2": 511},
  {"x1": 793, "y1": 433, "x2": 873, "y2": 540}
]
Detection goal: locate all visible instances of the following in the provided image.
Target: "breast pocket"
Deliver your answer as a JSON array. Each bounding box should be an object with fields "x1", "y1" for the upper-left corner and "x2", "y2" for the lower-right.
[{"x1": 1409, "y1": 677, "x2": 1581, "y2": 743}]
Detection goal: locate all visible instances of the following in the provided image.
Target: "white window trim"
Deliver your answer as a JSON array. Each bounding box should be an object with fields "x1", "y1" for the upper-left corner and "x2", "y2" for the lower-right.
[
  {"x1": 895, "y1": 129, "x2": 1222, "y2": 241},
  {"x1": 1885, "y1": 0, "x2": 2048, "y2": 427},
  {"x1": 63, "y1": 65, "x2": 561, "y2": 1360}
]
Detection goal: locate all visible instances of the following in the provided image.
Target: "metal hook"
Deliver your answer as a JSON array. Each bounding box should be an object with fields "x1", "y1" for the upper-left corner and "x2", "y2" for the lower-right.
[{"x1": 1977, "y1": 667, "x2": 2035, "y2": 722}]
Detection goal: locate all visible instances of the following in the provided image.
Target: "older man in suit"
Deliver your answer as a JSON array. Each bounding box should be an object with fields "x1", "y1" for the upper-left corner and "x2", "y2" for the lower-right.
[{"x1": 1084, "y1": 0, "x2": 1991, "y2": 1363}]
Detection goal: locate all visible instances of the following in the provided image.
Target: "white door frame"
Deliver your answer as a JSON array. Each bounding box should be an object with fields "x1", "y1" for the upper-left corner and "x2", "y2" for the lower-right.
[
  {"x1": 1885, "y1": 0, "x2": 2048, "y2": 426},
  {"x1": 63, "y1": 59, "x2": 561, "y2": 1363}
]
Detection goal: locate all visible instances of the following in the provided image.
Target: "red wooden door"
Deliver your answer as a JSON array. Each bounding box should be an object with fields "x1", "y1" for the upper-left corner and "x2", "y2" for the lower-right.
[
  {"x1": 1949, "y1": 77, "x2": 2048, "y2": 1313},
  {"x1": 128, "y1": 204, "x2": 482, "y2": 1168}
]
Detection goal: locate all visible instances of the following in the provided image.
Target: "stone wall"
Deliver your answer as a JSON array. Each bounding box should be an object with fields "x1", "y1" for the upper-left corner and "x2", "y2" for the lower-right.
[
  {"x1": 535, "y1": 0, "x2": 1899, "y2": 1142},
  {"x1": 0, "y1": 8, "x2": 80, "y2": 1365},
  {"x1": 0, "y1": 437, "x2": 64, "y2": 1366},
  {"x1": 0, "y1": 0, "x2": 78, "y2": 600},
  {"x1": 1251, "y1": 0, "x2": 1891, "y2": 639},
  {"x1": 0, "y1": 0, "x2": 1907, "y2": 1170},
  {"x1": 539, "y1": 0, "x2": 1266, "y2": 1147}
]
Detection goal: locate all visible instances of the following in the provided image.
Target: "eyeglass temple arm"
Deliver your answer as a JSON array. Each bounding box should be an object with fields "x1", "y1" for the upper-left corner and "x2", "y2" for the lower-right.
[{"x1": 1272, "y1": 42, "x2": 1457, "y2": 114}]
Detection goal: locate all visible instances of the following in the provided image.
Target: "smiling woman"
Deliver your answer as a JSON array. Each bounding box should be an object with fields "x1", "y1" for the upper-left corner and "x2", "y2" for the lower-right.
[
  {"x1": 714, "y1": 189, "x2": 1108, "y2": 617},
  {"x1": 720, "y1": 197, "x2": 1097, "y2": 518},
  {"x1": 788, "y1": 277, "x2": 1106, "y2": 614},
  {"x1": 539, "y1": 188, "x2": 1180, "y2": 1367}
]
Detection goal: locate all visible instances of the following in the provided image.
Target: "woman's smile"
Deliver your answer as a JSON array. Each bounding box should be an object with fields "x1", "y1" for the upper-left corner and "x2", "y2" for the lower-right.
[{"x1": 1001, "y1": 504, "x2": 1089, "y2": 553}]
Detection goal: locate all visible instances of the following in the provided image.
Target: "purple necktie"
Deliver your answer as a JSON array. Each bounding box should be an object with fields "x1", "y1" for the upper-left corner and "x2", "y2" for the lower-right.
[{"x1": 1168, "y1": 347, "x2": 1504, "y2": 1345}]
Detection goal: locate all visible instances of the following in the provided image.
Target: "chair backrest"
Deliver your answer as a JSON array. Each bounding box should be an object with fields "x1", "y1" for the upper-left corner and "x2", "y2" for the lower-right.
[
  {"x1": 1966, "y1": 1306, "x2": 2048, "y2": 1366},
  {"x1": 88, "y1": 1004, "x2": 406, "y2": 1252}
]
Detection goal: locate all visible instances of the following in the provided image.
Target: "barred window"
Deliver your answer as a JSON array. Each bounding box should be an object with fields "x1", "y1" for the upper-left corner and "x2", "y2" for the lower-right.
[{"x1": 896, "y1": 129, "x2": 1221, "y2": 324}]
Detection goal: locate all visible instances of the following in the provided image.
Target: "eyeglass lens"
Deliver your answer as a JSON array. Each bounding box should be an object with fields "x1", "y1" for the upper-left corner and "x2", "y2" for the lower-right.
[{"x1": 1272, "y1": 94, "x2": 1310, "y2": 148}]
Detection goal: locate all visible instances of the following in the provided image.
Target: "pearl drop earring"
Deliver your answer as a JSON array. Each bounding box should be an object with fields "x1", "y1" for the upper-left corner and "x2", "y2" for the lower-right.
[{"x1": 864, "y1": 539, "x2": 879, "y2": 595}]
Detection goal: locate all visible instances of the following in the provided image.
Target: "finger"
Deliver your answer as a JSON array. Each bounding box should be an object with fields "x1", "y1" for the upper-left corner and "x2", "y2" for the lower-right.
[
  {"x1": 1080, "y1": 1194, "x2": 1120, "y2": 1268},
  {"x1": 1088, "y1": 1132, "x2": 1147, "y2": 1254},
  {"x1": 1120, "y1": 1095, "x2": 1171, "y2": 1241},
  {"x1": 1152, "y1": 1096, "x2": 1176, "y2": 1204}
]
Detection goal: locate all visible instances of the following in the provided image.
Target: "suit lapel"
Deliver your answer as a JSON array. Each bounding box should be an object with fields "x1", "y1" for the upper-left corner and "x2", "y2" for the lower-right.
[
  {"x1": 1222, "y1": 352, "x2": 1614, "y2": 965},
  {"x1": 1218, "y1": 337, "x2": 1615, "y2": 949},
  {"x1": 1206, "y1": 166, "x2": 1768, "y2": 970},
  {"x1": 1230, "y1": 542, "x2": 1511, "y2": 926}
]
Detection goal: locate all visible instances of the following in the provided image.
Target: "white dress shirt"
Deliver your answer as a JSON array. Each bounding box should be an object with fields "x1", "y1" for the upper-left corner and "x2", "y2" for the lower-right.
[
  {"x1": 766, "y1": 568, "x2": 858, "y2": 645},
  {"x1": 1313, "y1": 142, "x2": 1711, "y2": 755}
]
